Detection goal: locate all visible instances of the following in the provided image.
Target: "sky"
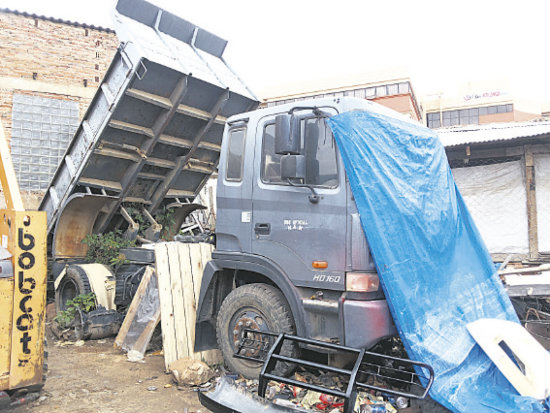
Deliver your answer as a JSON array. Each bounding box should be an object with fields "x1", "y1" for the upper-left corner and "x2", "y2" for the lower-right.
[{"x1": 1, "y1": 0, "x2": 550, "y2": 105}]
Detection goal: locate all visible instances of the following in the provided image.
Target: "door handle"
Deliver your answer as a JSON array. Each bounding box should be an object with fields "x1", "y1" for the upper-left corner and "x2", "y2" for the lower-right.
[{"x1": 254, "y1": 223, "x2": 271, "y2": 235}]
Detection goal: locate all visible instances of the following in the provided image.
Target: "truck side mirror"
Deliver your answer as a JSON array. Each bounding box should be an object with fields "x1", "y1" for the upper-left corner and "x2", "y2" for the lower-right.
[
  {"x1": 275, "y1": 114, "x2": 300, "y2": 155},
  {"x1": 281, "y1": 154, "x2": 306, "y2": 180}
]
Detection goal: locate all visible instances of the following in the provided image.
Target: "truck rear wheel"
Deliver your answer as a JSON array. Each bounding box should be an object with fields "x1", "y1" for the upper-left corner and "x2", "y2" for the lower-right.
[
  {"x1": 216, "y1": 283, "x2": 298, "y2": 379},
  {"x1": 55, "y1": 265, "x2": 92, "y2": 313}
]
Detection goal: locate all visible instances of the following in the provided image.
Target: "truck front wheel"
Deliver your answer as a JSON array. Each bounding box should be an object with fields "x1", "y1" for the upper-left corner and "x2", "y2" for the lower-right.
[{"x1": 216, "y1": 283, "x2": 298, "y2": 379}]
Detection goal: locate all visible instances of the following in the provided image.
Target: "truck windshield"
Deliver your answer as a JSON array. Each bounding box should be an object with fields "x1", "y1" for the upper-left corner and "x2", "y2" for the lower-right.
[{"x1": 261, "y1": 117, "x2": 338, "y2": 188}]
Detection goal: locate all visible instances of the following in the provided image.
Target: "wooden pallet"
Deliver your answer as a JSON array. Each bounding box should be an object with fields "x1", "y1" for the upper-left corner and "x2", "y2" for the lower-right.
[{"x1": 155, "y1": 242, "x2": 222, "y2": 370}]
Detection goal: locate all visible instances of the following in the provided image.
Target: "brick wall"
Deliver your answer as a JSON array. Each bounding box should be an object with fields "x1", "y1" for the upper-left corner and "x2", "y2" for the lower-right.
[
  {"x1": 372, "y1": 94, "x2": 421, "y2": 121},
  {"x1": 0, "y1": 11, "x2": 119, "y2": 208},
  {"x1": 0, "y1": 12, "x2": 118, "y2": 89},
  {"x1": 0, "y1": 11, "x2": 118, "y2": 136}
]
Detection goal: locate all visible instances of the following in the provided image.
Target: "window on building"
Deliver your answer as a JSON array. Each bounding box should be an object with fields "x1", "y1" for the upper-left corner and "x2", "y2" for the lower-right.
[
  {"x1": 427, "y1": 113, "x2": 441, "y2": 128},
  {"x1": 354, "y1": 89, "x2": 366, "y2": 99},
  {"x1": 11, "y1": 94, "x2": 79, "y2": 191},
  {"x1": 375, "y1": 86, "x2": 387, "y2": 97},
  {"x1": 225, "y1": 128, "x2": 246, "y2": 181},
  {"x1": 427, "y1": 104, "x2": 513, "y2": 128},
  {"x1": 387, "y1": 83, "x2": 399, "y2": 95},
  {"x1": 398, "y1": 82, "x2": 410, "y2": 94},
  {"x1": 261, "y1": 116, "x2": 339, "y2": 188}
]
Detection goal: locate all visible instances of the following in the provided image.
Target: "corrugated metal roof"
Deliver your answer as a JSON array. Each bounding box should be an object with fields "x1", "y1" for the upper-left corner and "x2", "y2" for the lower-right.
[
  {"x1": 0, "y1": 8, "x2": 115, "y2": 33},
  {"x1": 437, "y1": 120, "x2": 550, "y2": 147}
]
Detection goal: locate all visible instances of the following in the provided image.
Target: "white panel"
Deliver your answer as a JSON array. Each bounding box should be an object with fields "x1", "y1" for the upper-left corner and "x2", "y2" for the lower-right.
[
  {"x1": 453, "y1": 161, "x2": 528, "y2": 254},
  {"x1": 535, "y1": 154, "x2": 550, "y2": 253}
]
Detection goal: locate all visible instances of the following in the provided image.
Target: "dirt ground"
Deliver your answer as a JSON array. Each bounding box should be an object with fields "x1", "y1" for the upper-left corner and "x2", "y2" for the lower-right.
[{"x1": 11, "y1": 336, "x2": 211, "y2": 413}]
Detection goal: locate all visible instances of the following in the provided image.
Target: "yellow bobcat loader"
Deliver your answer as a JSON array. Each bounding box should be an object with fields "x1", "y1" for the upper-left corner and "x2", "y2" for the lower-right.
[{"x1": 0, "y1": 120, "x2": 47, "y2": 404}]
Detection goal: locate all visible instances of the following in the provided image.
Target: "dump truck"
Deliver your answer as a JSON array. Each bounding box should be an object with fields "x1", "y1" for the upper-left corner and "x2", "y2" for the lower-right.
[
  {"x1": 43, "y1": 1, "x2": 399, "y2": 361},
  {"x1": 40, "y1": 1, "x2": 435, "y2": 409},
  {"x1": 43, "y1": 0, "x2": 397, "y2": 360}
]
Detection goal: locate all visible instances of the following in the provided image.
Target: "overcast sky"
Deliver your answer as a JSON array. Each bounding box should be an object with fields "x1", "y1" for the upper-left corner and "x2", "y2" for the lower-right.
[{"x1": 2, "y1": 0, "x2": 550, "y2": 104}]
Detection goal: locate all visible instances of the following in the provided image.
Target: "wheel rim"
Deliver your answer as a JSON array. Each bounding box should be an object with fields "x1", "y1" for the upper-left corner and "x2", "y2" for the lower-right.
[{"x1": 228, "y1": 307, "x2": 273, "y2": 364}]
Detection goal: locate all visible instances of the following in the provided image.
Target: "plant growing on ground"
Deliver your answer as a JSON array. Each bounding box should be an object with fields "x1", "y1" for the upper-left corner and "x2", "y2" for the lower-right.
[
  {"x1": 82, "y1": 231, "x2": 135, "y2": 268},
  {"x1": 53, "y1": 292, "x2": 96, "y2": 329}
]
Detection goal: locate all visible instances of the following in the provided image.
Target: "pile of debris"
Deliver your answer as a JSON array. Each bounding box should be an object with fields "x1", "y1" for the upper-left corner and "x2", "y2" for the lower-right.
[{"x1": 231, "y1": 369, "x2": 408, "y2": 412}]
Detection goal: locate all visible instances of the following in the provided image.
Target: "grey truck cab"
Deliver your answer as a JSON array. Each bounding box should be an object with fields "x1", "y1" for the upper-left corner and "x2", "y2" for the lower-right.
[{"x1": 196, "y1": 97, "x2": 400, "y2": 377}]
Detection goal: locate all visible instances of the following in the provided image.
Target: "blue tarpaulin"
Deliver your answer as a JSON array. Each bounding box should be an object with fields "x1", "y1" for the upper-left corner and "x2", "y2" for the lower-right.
[{"x1": 327, "y1": 110, "x2": 546, "y2": 412}]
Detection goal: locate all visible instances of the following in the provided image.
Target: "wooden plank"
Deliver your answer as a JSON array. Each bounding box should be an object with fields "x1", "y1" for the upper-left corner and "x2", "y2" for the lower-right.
[
  {"x1": 0, "y1": 119, "x2": 24, "y2": 211},
  {"x1": 525, "y1": 145, "x2": 539, "y2": 259},
  {"x1": 114, "y1": 266, "x2": 154, "y2": 348},
  {"x1": 505, "y1": 284, "x2": 550, "y2": 297},
  {"x1": 155, "y1": 242, "x2": 221, "y2": 368},
  {"x1": 155, "y1": 243, "x2": 177, "y2": 370},
  {"x1": 133, "y1": 308, "x2": 161, "y2": 352},
  {"x1": 114, "y1": 267, "x2": 160, "y2": 351},
  {"x1": 180, "y1": 243, "x2": 200, "y2": 359},
  {"x1": 167, "y1": 242, "x2": 188, "y2": 361}
]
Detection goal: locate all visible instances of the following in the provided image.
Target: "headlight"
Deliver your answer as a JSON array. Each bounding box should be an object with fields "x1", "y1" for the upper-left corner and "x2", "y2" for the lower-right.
[{"x1": 346, "y1": 272, "x2": 380, "y2": 292}]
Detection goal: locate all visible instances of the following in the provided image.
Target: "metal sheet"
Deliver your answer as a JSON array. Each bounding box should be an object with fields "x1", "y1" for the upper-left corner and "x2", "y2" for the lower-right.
[
  {"x1": 438, "y1": 121, "x2": 550, "y2": 147},
  {"x1": 52, "y1": 194, "x2": 118, "y2": 259}
]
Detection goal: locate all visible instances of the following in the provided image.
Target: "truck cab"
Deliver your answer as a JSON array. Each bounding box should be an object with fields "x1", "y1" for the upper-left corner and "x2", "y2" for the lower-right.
[{"x1": 196, "y1": 97, "x2": 399, "y2": 377}]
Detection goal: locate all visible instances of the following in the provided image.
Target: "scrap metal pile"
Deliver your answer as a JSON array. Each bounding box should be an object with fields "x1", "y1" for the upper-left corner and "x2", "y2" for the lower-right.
[
  {"x1": 200, "y1": 331, "x2": 435, "y2": 413},
  {"x1": 232, "y1": 370, "x2": 405, "y2": 412}
]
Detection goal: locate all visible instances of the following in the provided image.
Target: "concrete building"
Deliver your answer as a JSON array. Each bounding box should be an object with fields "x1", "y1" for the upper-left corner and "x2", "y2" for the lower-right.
[
  {"x1": 424, "y1": 81, "x2": 542, "y2": 129},
  {"x1": 261, "y1": 70, "x2": 423, "y2": 122},
  {"x1": 0, "y1": 9, "x2": 117, "y2": 205}
]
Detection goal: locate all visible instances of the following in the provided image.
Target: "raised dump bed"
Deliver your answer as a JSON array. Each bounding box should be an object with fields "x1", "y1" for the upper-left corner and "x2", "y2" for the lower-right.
[{"x1": 39, "y1": 0, "x2": 258, "y2": 261}]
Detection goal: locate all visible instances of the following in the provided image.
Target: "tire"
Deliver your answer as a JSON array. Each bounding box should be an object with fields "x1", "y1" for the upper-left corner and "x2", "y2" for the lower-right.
[
  {"x1": 55, "y1": 265, "x2": 92, "y2": 313},
  {"x1": 216, "y1": 283, "x2": 298, "y2": 379}
]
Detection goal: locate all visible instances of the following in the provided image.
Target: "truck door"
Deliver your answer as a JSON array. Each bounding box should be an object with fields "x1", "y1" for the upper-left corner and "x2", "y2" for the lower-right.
[{"x1": 251, "y1": 108, "x2": 347, "y2": 291}]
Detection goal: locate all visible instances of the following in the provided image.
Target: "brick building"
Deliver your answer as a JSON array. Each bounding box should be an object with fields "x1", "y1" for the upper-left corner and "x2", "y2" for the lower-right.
[
  {"x1": 261, "y1": 70, "x2": 423, "y2": 122},
  {"x1": 0, "y1": 9, "x2": 118, "y2": 205}
]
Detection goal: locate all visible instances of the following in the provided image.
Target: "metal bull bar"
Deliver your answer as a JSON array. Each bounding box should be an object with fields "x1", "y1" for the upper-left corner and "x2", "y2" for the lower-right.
[{"x1": 200, "y1": 330, "x2": 435, "y2": 413}]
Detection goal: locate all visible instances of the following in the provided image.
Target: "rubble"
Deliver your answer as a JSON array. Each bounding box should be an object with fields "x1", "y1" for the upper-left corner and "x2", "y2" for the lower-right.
[
  {"x1": 231, "y1": 368, "x2": 406, "y2": 413},
  {"x1": 169, "y1": 358, "x2": 214, "y2": 386}
]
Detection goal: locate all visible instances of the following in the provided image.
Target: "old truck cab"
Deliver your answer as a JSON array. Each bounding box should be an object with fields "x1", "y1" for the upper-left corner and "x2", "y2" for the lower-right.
[{"x1": 196, "y1": 97, "x2": 400, "y2": 378}]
